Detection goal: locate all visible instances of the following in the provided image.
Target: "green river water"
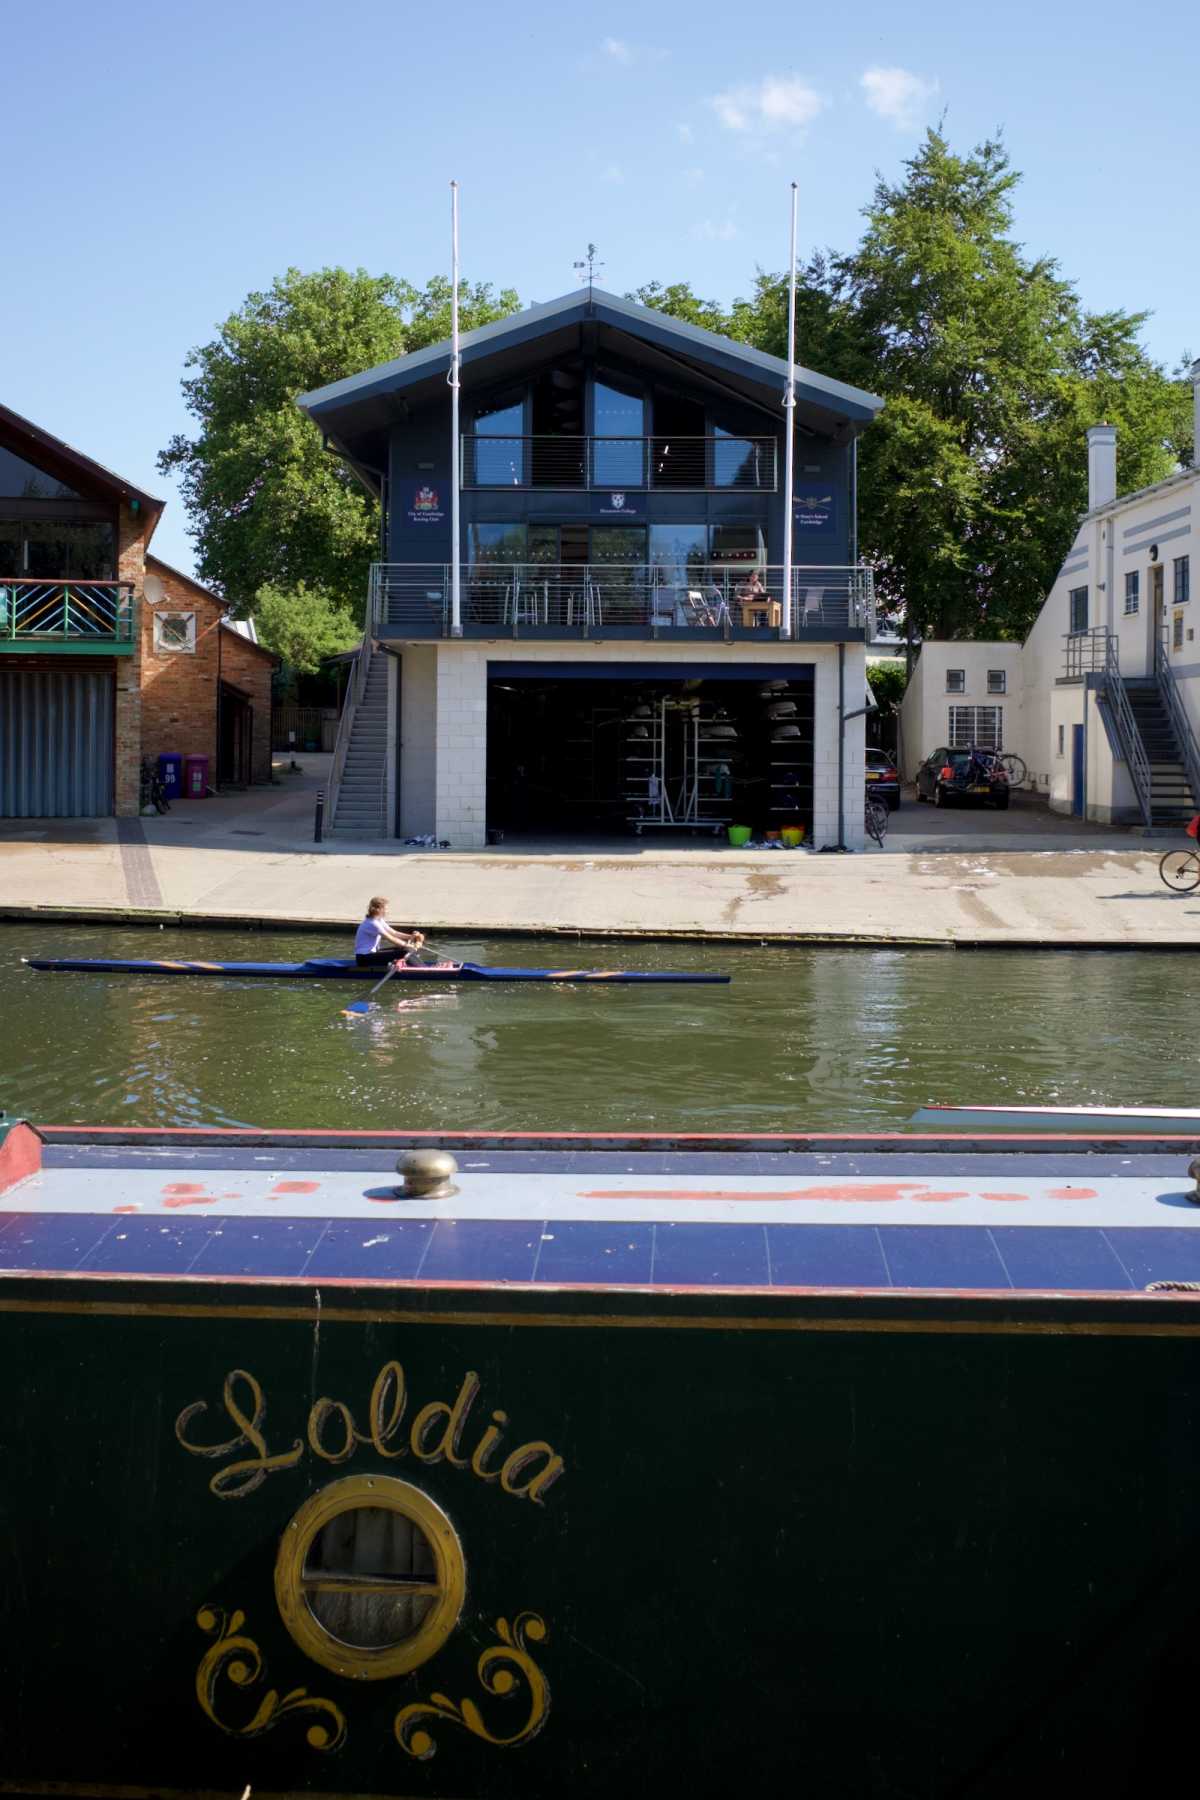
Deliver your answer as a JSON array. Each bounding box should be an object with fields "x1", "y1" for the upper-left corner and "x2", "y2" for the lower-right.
[{"x1": 0, "y1": 923, "x2": 1191, "y2": 1132}]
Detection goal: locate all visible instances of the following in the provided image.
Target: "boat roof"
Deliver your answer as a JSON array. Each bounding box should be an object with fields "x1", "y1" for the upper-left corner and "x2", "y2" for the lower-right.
[{"x1": 3, "y1": 1127, "x2": 1199, "y2": 1298}]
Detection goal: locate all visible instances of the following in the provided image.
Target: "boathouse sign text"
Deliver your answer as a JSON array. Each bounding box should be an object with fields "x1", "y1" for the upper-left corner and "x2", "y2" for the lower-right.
[{"x1": 174, "y1": 1363, "x2": 565, "y2": 1506}]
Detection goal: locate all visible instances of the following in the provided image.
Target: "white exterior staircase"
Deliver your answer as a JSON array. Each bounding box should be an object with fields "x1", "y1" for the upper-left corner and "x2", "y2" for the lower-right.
[{"x1": 330, "y1": 647, "x2": 389, "y2": 837}]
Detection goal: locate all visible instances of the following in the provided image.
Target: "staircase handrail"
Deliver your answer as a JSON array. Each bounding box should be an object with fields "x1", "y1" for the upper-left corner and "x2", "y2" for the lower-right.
[
  {"x1": 1155, "y1": 635, "x2": 1200, "y2": 816},
  {"x1": 1101, "y1": 633, "x2": 1152, "y2": 826},
  {"x1": 326, "y1": 571, "x2": 378, "y2": 830}
]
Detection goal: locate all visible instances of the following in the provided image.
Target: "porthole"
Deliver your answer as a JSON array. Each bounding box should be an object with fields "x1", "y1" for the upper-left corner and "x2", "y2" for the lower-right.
[{"x1": 274, "y1": 1475, "x2": 465, "y2": 1680}]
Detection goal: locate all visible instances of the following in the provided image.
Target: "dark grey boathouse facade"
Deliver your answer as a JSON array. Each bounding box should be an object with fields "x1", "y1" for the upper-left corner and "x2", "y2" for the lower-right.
[{"x1": 300, "y1": 288, "x2": 882, "y2": 847}]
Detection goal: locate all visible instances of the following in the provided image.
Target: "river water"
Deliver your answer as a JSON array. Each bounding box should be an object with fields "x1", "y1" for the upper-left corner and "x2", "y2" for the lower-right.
[{"x1": 0, "y1": 923, "x2": 1188, "y2": 1132}]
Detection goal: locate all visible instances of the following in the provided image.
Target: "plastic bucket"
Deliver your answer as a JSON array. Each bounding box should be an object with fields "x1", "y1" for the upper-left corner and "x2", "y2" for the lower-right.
[
  {"x1": 727, "y1": 825, "x2": 752, "y2": 847},
  {"x1": 781, "y1": 826, "x2": 805, "y2": 847}
]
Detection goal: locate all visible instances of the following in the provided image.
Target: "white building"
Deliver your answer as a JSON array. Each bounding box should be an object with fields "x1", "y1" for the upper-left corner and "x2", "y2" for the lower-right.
[
  {"x1": 900, "y1": 361, "x2": 1200, "y2": 824},
  {"x1": 298, "y1": 289, "x2": 883, "y2": 851}
]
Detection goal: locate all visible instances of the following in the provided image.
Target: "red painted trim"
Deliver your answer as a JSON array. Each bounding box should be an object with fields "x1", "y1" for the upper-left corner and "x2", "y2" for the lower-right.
[
  {"x1": 34, "y1": 1125, "x2": 1200, "y2": 1147},
  {"x1": 0, "y1": 1123, "x2": 42, "y2": 1195}
]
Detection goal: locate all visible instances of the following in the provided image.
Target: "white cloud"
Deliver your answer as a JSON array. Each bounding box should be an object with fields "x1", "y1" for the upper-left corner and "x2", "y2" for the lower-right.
[
  {"x1": 602, "y1": 37, "x2": 632, "y2": 63},
  {"x1": 860, "y1": 65, "x2": 939, "y2": 129},
  {"x1": 693, "y1": 217, "x2": 739, "y2": 242},
  {"x1": 711, "y1": 74, "x2": 827, "y2": 136}
]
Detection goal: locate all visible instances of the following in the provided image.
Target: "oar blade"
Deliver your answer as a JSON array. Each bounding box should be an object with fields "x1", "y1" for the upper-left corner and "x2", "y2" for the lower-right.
[{"x1": 342, "y1": 998, "x2": 374, "y2": 1016}]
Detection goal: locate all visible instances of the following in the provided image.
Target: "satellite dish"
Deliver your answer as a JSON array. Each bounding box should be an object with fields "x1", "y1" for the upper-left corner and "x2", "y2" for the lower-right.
[{"x1": 143, "y1": 574, "x2": 164, "y2": 605}]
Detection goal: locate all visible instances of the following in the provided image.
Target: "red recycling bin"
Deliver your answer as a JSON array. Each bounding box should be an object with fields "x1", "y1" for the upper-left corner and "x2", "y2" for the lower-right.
[{"x1": 183, "y1": 754, "x2": 209, "y2": 799}]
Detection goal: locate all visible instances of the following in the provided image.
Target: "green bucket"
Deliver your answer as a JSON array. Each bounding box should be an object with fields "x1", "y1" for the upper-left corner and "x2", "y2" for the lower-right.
[{"x1": 727, "y1": 825, "x2": 752, "y2": 847}]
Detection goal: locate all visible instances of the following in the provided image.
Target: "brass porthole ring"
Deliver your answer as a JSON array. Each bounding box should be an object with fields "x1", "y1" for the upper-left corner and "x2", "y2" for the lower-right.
[{"x1": 274, "y1": 1474, "x2": 466, "y2": 1680}]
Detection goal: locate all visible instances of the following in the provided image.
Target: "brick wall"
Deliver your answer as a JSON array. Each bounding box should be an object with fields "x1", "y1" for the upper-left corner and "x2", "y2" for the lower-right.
[
  {"x1": 139, "y1": 556, "x2": 222, "y2": 785},
  {"x1": 114, "y1": 505, "x2": 150, "y2": 815},
  {"x1": 220, "y1": 626, "x2": 276, "y2": 784}
]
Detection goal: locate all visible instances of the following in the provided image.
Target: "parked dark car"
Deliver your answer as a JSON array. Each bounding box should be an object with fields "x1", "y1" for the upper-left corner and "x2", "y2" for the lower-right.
[
  {"x1": 915, "y1": 746, "x2": 1010, "y2": 809},
  {"x1": 865, "y1": 747, "x2": 902, "y2": 811}
]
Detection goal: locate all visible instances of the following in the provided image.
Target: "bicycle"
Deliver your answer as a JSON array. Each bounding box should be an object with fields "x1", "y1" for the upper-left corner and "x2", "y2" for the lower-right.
[
  {"x1": 865, "y1": 797, "x2": 889, "y2": 847},
  {"x1": 1160, "y1": 846, "x2": 1200, "y2": 892},
  {"x1": 996, "y1": 752, "x2": 1027, "y2": 787},
  {"x1": 139, "y1": 758, "x2": 170, "y2": 814}
]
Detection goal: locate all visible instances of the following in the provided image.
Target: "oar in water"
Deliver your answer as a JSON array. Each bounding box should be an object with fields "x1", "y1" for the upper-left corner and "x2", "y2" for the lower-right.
[{"x1": 341, "y1": 941, "x2": 461, "y2": 1016}]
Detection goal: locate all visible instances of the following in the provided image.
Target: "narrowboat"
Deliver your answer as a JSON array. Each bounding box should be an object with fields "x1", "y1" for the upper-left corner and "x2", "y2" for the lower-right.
[{"x1": 2, "y1": 1110, "x2": 1200, "y2": 1798}]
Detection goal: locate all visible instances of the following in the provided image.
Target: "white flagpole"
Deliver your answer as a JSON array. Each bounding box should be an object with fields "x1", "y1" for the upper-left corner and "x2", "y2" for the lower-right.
[
  {"x1": 449, "y1": 180, "x2": 462, "y2": 638},
  {"x1": 780, "y1": 180, "x2": 798, "y2": 640}
]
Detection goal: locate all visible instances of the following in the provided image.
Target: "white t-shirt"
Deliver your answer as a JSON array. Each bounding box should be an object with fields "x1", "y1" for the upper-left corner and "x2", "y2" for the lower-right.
[{"x1": 355, "y1": 917, "x2": 391, "y2": 955}]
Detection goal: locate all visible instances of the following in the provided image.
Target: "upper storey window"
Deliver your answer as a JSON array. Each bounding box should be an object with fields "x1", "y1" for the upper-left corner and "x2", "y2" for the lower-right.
[
  {"x1": 592, "y1": 381, "x2": 645, "y2": 487},
  {"x1": 0, "y1": 445, "x2": 82, "y2": 499},
  {"x1": 471, "y1": 398, "x2": 524, "y2": 487}
]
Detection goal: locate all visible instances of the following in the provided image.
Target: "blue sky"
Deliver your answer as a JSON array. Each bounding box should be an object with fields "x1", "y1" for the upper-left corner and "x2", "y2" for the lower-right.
[{"x1": 7, "y1": 0, "x2": 1197, "y2": 577}]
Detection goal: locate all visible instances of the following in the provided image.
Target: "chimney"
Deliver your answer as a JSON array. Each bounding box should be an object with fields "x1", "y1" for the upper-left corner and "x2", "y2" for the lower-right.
[
  {"x1": 1191, "y1": 359, "x2": 1200, "y2": 469},
  {"x1": 1087, "y1": 423, "x2": 1117, "y2": 511}
]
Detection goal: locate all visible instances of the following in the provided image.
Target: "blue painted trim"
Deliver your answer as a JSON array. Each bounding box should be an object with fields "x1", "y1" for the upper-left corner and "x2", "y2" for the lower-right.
[
  {"x1": 1124, "y1": 524, "x2": 1192, "y2": 557},
  {"x1": 1123, "y1": 505, "x2": 1191, "y2": 538}
]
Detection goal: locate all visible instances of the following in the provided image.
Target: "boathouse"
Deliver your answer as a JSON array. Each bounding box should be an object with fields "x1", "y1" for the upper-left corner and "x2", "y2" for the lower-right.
[
  {"x1": 299, "y1": 288, "x2": 884, "y2": 848},
  {"x1": 0, "y1": 403, "x2": 276, "y2": 816}
]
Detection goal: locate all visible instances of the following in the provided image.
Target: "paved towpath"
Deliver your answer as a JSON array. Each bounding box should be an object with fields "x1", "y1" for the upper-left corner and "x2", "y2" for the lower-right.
[{"x1": 0, "y1": 758, "x2": 1194, "y2": 947}]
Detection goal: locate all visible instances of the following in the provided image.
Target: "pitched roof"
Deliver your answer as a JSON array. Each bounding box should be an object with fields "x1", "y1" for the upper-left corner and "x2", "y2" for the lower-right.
[
  {"x1": 297, "y1": 287, "x2": 883, "y2": 483},
  {"x1": 0, "y1": 401, "x2": 166, "y2": 521}
]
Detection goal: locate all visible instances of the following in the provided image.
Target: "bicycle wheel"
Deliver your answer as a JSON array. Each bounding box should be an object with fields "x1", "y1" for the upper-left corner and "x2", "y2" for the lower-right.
[
  {"x1": 1159, "y1": 849, "x2": 1200, "y2": 892},
  {"x1": 998, "y1": 753, "x2": 1026, "y2": 786},
  {"x1": 865, "y1": 801, "x2": 887, "y2": 847}
]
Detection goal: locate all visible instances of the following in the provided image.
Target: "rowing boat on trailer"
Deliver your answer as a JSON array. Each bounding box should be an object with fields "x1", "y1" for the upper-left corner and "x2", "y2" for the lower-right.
[
  {"x1": 911, "y1": 1102, "x2": 1200, "y2": 1134},
  {"x1": 23, "y1": 955, "x2": 729, "y2": 985}
]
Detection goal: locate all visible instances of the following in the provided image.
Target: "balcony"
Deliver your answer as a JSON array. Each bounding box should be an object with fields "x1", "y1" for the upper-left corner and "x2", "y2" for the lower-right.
[
  {"x1": 369, "y1": 563, "x2": 873, "y2": 641},
  {"x1": 0, "y1": 580, "x2": 135, "y2": 654},
  {"x1": 461, "y1": 435, "x2": 777, "y2": 491}
]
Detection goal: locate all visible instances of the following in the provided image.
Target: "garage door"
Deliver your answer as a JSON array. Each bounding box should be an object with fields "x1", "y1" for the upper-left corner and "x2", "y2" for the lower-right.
[{"x1": 0, "y1": 668, "x2": 114, "y2": 816}]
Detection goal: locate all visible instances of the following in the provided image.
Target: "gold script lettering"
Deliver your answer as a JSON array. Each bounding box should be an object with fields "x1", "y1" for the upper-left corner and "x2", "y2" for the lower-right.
[
  {"x1": 175, "y1": 1369, "x2": 303, "y2": 1498},
  {"x1": 470, "y1": 1411, "x2": 508, "y2": 1482},
  {"x1": 307, "y1": 1397, "x2": 357, "y2": 1464},
  {"x1": 409, "y1": 1372, "x2": 481, "y2": 1467},
  {"x1": 500, "y1": 1443, "x2": 565, "y2": 1505},
  {"x1": 362, "y1": 1359, "x2": 407, "y2": 1458}
]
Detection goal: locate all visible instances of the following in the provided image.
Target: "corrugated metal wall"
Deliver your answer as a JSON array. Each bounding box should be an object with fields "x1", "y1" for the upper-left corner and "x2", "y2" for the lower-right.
[{"x1": 0, "y1": 669, "x2": 114, "y2": 816}]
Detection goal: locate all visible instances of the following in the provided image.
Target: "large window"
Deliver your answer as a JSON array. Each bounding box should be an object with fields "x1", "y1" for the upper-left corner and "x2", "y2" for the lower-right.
[
  {"x1": 0, "y1": 445, "x2": 81, "y2": 499},
  {"x1": 948, "y1": 706, "x2": 1002, "y2": 750},
  {"x1": 0, "y1": 517, "x2": 114, "y2": 579},
  {"x1": 467, "y1": 523, "x2": 527, "y2": 565},
  {"x1": 648, "y1": 523, "x2": 708, "y2": 588},
  {"x1": 592, "y1": 381, "x2": 645, "y2": 487},
  {"x1": 1069, "y1": 586, "x2": 1088, "y2": 634},
  {"x1": 712, "y1": 425, "x2": 764, "y2": 489},
  {"x1": 710, "y1": 524, "x2": 762, "y2": 566},
  {"x1": 471, "y1": 398, "x2": 524, "y2": 487},
  {"x1": 1175, "y1": 556, "x2": 1190, "y2": 604}
]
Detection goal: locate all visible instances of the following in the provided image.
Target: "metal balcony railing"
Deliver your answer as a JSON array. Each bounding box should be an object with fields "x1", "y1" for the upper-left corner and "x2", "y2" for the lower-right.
[
  {"x1": 369, "y1": 562, "x2": 874, "y2": 639},
  {"x1": 1061, "y1": 626, "x2": 1109, "y2": 678},
  {"x1": 460, "y1": 435, "x2": 778, "y2": 491},
  {"x1": 0, "y1": 579, "x2": 135, "y2": 646}
]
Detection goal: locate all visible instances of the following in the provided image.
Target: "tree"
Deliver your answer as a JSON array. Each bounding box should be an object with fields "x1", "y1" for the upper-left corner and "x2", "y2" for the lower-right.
[
  {"x1": 159, "y1": 268, "x2": 521, "y2": 615},
  {"x1": 634, "y1": 134, "x2": 1190, "y2": 643},
  {"x1": 251, "y1": 581, "x2": 360, "y2": 678}
]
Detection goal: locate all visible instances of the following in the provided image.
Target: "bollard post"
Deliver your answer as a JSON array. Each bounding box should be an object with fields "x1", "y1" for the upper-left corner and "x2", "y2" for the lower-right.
[{"x1": 314, "y1": 789, "x2": 325, "y2": 844}]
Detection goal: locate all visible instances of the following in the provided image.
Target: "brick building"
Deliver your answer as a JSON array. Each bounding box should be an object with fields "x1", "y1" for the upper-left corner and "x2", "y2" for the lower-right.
[{"x1": 0, "y1": 402, "x2": 274, "y2": 816}]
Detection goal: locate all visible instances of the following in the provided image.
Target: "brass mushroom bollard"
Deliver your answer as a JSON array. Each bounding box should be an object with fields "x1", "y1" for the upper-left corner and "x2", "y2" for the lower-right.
[{"x1": 395, "y1": 1149, "x2": 459, "y2": 1199}]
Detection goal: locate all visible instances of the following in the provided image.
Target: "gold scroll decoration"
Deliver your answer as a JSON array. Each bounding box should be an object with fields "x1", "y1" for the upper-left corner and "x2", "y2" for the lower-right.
[
  {"x1": 195, "y1": 1605, "x2": 347, "y2": 1752},
  {"x1": 394, "y1": 1612, "x2": 550, "y2": 1759}
]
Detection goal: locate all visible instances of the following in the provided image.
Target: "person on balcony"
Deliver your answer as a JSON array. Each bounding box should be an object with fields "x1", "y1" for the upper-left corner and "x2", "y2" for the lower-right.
[{"x1": 354, "y1": 896, "x2": 426, "y2": 966}]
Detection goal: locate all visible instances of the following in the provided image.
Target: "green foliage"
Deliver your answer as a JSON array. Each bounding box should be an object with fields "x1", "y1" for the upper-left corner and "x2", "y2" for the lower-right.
[
  {"x1": 251, "y1": 581, "x2": 360, "y2": 678},
  {"x1": 633, "y1": 132, "x2": 1189, "y2": 643},
  {"x1": 867, "y1": 663, "x2": 907, "y2": 708},
  {"x1": 159, "y1": 268, "x2": 520, "y2": 614}
]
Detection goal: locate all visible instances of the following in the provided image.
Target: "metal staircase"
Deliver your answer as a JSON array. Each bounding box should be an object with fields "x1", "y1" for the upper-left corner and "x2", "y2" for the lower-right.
[
  {"x1": 1123, "y1": 681, "x2": 1197, "y2": 825},
  {"x1": 329, "y1": 646, "x2": 389, "y2": 837}
]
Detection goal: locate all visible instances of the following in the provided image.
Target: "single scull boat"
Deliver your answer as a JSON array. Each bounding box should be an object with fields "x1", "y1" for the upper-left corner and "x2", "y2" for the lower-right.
[
  {"x1": 910, "y1": 1102, "x2": 1200, "y2": 1134},
  {"x1": 23, "y1": 955, "x2": 729, "y2": 985}
]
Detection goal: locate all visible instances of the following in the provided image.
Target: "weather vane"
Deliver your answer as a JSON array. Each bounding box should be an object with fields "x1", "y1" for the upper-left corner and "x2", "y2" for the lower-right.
[{"x1": 573, "y1": 243, "x2": 603, "y2": 296}]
